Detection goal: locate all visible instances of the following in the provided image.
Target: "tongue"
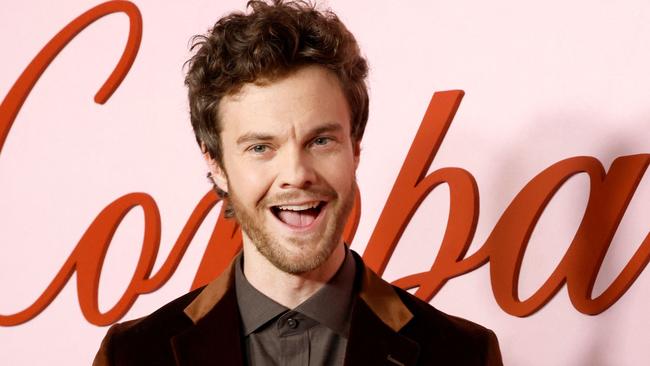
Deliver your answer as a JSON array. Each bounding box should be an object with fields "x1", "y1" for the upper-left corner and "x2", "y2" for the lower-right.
[{"x1": 277, "y1": 209, "x2": 317, "y2": 227}]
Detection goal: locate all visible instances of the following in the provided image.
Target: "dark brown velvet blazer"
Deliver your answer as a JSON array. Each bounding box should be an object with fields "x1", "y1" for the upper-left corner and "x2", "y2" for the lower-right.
[{"x1": 93, "y1": 251, "x2": 503, "y2": 366}]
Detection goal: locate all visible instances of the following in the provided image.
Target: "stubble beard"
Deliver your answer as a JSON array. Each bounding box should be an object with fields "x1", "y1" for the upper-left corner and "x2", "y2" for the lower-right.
[{"x1": 229, "y1": 180, "x2": 356, "y2": 275}]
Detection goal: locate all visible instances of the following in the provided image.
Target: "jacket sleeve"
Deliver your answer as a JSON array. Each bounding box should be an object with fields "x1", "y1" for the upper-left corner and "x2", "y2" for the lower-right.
[
  {"x1": 92, "y1": 323, "x2": 120, "y2": 366},
  {"x1": 485, "y1": 329, "x2": 504, "y2": 366}
]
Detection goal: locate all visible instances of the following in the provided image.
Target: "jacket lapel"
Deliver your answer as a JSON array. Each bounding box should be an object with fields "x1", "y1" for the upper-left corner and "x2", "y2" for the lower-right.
[
  {"x1": 171, "y1": 257, "x2": 244, "y2": 366},
  {"x1": 345, "y1": 299, "x2": 420, "y2": 366},
  {"x1": 345, "y1": 252, "x2": 420, "y2": 366}
]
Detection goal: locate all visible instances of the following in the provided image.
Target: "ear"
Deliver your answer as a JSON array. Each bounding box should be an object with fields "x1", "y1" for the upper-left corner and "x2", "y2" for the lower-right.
[
  {"x1": 353, "y1": 141, "x2": 361, "y2": 170},
  {"x1": 203, "y1": 151, "x2": 229, "y2": 194}
]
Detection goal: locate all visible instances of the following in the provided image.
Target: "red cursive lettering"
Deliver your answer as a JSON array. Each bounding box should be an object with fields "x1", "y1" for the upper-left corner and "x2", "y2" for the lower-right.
[{"x1": 1, "y1": 1, "x2": 648, "y2": 326}]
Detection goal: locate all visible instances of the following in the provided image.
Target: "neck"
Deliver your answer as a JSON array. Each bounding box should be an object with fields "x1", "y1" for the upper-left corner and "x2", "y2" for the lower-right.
[{"x1": 241, "y1": 238, "x2": 346, "y2": 309}]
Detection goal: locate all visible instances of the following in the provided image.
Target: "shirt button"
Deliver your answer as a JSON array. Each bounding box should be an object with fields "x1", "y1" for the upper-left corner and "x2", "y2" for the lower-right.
[{"x1": 287, "y1": 318, "x2": 298, "y2": 329}]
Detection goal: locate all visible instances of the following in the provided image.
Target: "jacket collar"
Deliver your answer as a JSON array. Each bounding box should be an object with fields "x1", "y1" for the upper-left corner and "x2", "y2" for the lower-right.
[
  {"x1": 345, "y1": 250, "x2": 419, "y2": 366},
  {"x1": 183, "y1": 250, "x2": 413, "y2": 330},
  {"x1": 356, "y1": 254, "x2": 414, "y2": 332},
  {"x1": 175, "y1": 249, "x2": 418, "y2": 366},
  {"x1": 183, "y1": 255, "x2": 235, "y2": 324}
]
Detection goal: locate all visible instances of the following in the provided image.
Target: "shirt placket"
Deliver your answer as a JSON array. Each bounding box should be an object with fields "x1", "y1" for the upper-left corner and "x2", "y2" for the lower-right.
[{"x1": 278, "y1": 311, "x2": 315, "y2": 366}]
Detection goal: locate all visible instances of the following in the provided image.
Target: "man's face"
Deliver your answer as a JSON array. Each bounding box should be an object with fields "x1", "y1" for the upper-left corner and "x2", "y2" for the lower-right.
[{"x1": 210, "y1": 65, "x2": 359, "y2": 274}]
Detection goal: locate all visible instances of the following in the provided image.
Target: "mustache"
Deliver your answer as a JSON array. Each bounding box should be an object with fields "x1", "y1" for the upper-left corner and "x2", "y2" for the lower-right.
[{"x1": 260, "y1": 186, "x2": 338, "y2": 207}]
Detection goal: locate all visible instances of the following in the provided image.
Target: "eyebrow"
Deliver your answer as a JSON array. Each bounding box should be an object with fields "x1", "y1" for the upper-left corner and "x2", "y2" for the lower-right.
[
  {"x1": 235, "y1": 122, "x2": 344, "y2": 146},
  {"x1": 236, "y1": 132, "x2": 275, "y2": 146},
  {"x1": 308, "y1": 122, "x2": 343, "y2": 138}
]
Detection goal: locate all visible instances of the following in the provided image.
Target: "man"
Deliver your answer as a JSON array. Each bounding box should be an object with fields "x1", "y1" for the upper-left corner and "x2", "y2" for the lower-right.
[{"x1": 93, "y1": 1, "x2": 503, "y2": 365}]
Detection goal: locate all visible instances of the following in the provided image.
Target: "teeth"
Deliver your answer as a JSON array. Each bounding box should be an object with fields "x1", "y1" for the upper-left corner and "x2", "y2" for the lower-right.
[{"x1": 276, "y1": 202, "x2": 320, "y2": 211}]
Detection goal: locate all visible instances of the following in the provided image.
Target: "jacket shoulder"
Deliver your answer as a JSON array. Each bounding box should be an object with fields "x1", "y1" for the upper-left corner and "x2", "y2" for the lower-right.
[
  {"x1": 392, "y1": 286, "x2": 503, "y2": 366},
  {"x1": 93, "y1": 286, "x2": 205, "y2": 366}
]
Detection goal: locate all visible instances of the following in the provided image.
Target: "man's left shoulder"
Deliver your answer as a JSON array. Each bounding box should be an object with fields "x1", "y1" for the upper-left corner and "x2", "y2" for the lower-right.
[{"x1": 391, "y1": 285, "x2": 503, "y2": 365}]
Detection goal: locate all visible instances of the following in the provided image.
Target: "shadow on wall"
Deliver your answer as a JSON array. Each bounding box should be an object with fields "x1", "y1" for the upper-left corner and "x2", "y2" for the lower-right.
[{"x1": 491, "y1": 107, "x2": 650, "y2": 366}]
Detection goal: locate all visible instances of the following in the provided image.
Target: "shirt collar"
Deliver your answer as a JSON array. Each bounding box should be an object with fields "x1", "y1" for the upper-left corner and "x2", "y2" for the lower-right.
[
  {"x1": 185, "y1": 248, "x2": 413, "y2": 334},
  {"x1": 234, "y1": 253, "x2": 288, "y2": 336},
  {"x1": 234, "y1": 246, "x2": 356, "y2": 337},
  {"x1": 294, "y1": 247, "x2": 355, "y2": 337}
]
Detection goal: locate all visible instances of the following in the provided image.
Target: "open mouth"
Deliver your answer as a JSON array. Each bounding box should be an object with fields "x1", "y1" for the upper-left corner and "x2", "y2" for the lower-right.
[{"x1": 270, "y1": 201, "x2": 326, "y2": 228}]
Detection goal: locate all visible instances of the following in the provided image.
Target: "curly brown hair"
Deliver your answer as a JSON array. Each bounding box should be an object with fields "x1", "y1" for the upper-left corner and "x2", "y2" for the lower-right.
[
  {"x1": 185, "y1": 0, "x2": 369, "y2": 160},
  {"x1": 185, "y1": 0, "x2": 368, "y2": 215}
]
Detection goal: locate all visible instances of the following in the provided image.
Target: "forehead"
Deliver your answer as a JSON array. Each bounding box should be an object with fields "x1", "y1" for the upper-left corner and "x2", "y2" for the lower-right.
[{"x1": 218, "y1": 65, "x2": 351, "y2": 137}]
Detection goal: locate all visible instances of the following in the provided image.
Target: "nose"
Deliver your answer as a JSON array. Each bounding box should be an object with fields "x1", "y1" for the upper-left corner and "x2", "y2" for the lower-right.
[{"x1": 277, "y1": 147, "x2": 317, "y2": 189}]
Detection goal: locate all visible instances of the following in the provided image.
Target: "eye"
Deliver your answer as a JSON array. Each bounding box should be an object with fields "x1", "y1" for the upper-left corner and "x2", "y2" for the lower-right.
[
  {"x1": 312, "y1": 136, "x2": 331, "y2": 146},
  {"x1": 249, "y1": 144, "x2": 269, "y2": 154}
]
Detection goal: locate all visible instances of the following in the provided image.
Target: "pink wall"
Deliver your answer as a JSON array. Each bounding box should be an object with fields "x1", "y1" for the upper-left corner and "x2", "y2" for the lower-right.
[{"x1": 1, "y1": 0, "x2": 649, "y2": 364}]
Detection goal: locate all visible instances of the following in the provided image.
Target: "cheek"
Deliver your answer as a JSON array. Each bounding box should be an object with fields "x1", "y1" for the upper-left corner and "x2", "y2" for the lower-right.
[
  {"x1": 319, "y1": 157, "x2": 356, "y2": 190},
  {"x1": 229, "y1": 162, "x2": 275, "y2": 202}
]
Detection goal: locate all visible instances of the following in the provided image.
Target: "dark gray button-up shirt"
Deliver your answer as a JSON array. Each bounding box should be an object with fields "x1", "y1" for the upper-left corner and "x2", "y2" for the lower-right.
[{"x1": 234, "y1": 249, "x2": 356, "y2": 366}]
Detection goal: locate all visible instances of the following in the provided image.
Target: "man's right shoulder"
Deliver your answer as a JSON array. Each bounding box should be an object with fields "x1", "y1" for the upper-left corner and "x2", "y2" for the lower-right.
[{"x1": 92, "y1": 286, "x2": 205, "y2": 366}]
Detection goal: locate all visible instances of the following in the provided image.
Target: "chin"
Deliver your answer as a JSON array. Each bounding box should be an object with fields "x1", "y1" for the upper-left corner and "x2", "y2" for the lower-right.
[{"x1": 258, "y1": 237, "x2": 338, "y2": 275}]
